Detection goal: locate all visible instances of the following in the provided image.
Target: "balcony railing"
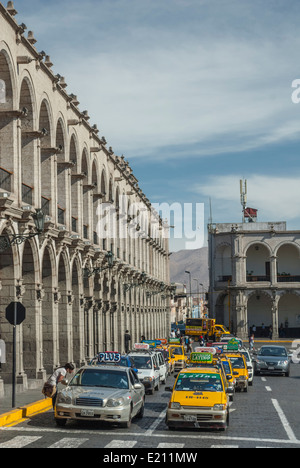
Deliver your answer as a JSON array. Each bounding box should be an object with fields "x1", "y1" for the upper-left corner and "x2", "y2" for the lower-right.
[
  {"x1": 277, "y1": 275, "x2": 300, "y2": 283},
  {"x1": 247, "y1": 275, "x2": 270, "y2": 282}
]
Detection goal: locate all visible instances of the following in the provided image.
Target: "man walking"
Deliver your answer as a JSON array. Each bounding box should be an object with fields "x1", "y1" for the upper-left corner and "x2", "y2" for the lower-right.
[{"x1": 125, "y1": 330, "x2": 131, "y2": 354}]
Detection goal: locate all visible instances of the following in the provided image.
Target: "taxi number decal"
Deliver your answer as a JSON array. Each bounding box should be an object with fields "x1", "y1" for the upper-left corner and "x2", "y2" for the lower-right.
[{"x1": 97, "y1": 352, "x2": 121, "y2": 363}]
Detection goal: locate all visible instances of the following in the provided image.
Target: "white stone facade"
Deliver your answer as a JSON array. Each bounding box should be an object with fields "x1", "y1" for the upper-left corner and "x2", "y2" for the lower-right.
[
  {"x1": 209, "y1": 222, "x2": 300, "y2": 339},
  {"x1": 0, "y1": 2, "x2": 170, "y2": 386}
]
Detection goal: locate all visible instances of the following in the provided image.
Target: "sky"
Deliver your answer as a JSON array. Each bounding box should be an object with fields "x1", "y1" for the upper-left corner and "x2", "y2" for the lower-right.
[{"x1": 10, "y1": 0, "x2": 300, "y2": 251}]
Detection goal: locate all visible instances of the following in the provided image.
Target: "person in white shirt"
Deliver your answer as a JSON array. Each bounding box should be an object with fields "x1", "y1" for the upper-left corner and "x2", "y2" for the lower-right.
[{"x1": 46, "y1": 363, "x2": 75, "y2": 408}]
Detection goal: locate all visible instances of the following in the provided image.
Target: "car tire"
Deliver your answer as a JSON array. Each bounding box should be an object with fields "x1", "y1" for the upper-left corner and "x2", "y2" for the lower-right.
[{"x1": 136, "y1": 399, "x2": 145, "y2": 419}]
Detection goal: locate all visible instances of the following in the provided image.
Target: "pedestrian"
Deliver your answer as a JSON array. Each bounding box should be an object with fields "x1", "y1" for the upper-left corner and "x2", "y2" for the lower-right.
[
  {"x1": 252, "y1": 324, "x2": 256, "y2": 337},
  {"x1": 125, "y1": 330, "x2": 131, "y2": 354},
  {"x1": 269, "y1": 325, "x2": 273, "y2": 340},
  {"x1": 43, "y1": 363, "x2": 75, "y2": 409},
  {"x1": 249, "y1": 334, "x2": 255, "y2": 351}
]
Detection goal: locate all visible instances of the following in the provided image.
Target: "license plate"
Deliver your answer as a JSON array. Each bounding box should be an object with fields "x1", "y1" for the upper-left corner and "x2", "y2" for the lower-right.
[
  {"x1": 81, "y1": 409, "x2": 95, "y2": 417},
  {"x1": 268, "y1": 367, "x2": 275, "y2": 370},
  {"x1": 184, "y1": 415, "x2": 197, "y2": 422}
]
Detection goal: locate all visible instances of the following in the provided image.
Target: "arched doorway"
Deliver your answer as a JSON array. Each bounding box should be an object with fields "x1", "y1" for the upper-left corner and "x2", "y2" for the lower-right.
[
  {"x1": 278, "y1": 293, "x2": 300, "y2": 338},
  {"x1": 246, "y1": 243, "x2": 271, "y2": 282},
  {"x1": 41, "y1": 246, "x2": 55, "y2": 373},
  {"x1": 247, "y1": 291, "x2": 272, "y2": 337}
]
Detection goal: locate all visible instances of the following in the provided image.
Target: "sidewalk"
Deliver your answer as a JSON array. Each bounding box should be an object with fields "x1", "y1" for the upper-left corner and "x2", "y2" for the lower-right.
[{"x1": 0, "y1": 383, "x2": 52, "y2": 427}]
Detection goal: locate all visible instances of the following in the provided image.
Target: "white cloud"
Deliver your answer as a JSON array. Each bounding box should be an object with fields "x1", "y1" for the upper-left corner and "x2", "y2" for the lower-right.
[{"x1": 16, "y1": 0, "x2": 300, "y2": 160}]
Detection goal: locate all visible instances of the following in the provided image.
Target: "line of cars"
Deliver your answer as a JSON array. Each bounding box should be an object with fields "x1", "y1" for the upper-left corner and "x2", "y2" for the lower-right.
[
  {"x1": 165, "y1": 338, "x2": 254, "y2": 431},
  {"x1": 54, "y1": 339, "x2": 182, "y2": 428}
]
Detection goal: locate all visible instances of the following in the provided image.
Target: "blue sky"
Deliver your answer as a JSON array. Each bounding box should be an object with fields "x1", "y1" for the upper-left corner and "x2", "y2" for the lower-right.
[{"x1": 12, "y1": 0, "x2": 300, "y2": 251}]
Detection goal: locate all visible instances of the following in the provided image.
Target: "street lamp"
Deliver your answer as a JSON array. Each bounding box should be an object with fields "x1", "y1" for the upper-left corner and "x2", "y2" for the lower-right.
[
  {"x1": 83, "y1": 251, "x2": 115, "y2": 278},
  {"x1": 185, "y1": 271, "x2": 192, "y2": 318},
  {"x1": 0, "y1": 208, "x2": 46, "y2": 253}
]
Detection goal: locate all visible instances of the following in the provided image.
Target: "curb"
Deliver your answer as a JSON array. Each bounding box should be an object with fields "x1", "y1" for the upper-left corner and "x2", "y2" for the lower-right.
[{"x1": 0, "y1": 398, "x2": 52, "y2": 428}]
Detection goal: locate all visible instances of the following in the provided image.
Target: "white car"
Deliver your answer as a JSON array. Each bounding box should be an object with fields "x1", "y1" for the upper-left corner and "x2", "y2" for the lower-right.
[
  {"x1": 240, "y1": 348, "x2": 254, "y2": 386},
  {"x1": 55, "y1": 364, "x2": 145, "y2": 428},
  {"x1": 153, "y1": 349, "x2": 168, "y2": 384},
  {"x1": 128, "y1": 349, "x2": 161, "y2": 395}
]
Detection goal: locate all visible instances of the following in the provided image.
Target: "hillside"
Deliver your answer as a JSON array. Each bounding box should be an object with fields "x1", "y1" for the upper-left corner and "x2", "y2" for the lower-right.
[{"x1": 169, "y1": 247, "x2": 209, "y2": 292}]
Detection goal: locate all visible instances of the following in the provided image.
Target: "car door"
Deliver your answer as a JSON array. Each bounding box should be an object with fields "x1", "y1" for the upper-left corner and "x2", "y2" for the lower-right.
[
  {"x1": 157, "y1": 352, "x2": 167, "y2": 383},
  {"x1": 152, "y1": 354, "x2": 160, "y2": 388},
  {"x1": 129, "y1": 370, "x2": 143, "y2": 416}
]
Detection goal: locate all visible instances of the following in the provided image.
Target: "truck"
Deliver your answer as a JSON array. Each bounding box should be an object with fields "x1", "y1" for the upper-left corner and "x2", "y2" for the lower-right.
[{"x1": 185, "y1": 318, "x2": 230, "y2": 342}]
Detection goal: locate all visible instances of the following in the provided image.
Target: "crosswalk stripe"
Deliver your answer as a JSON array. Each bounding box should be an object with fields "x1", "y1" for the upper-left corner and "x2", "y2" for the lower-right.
[
  {"x1": 48, "y1": 438, "x2": 89, "y2": 448},
  {"x1": 157, "y1": 443, "x2": 185, "y2": 448},
  {"x1": 0, "y1": 436, "x2": 42, "y2": 448},
  {"x1": 105, "y1": 440, "x2": 137, "y2": 448}
]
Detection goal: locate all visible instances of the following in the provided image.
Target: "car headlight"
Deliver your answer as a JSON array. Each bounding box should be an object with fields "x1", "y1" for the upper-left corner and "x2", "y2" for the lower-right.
[
  {"x1": 169, "y1": 402, "x2": 181, "y2": 410},
  {"x1": 143, "y1": 377, "x2": 153, "y2": 382},
  {"x1": 281, "y1": 360, "x2": 288, "y2": 366},
  {"x1": 57, "y1": 393, "x2": 72, "y2": 405},
  {"x1": 106, "y1": 397, "x2": 125, "y2": 408},
  {"x1": 214, "y1": 404, "x2": 226, "y2": 411}
]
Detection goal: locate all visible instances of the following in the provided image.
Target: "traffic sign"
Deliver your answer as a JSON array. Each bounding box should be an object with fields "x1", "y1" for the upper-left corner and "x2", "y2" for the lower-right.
[{"x1": 5, "y1": 302, "x2": 26, "y2": 325}]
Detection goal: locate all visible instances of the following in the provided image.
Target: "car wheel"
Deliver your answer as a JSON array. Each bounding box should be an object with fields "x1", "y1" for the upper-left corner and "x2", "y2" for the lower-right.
[{"x1": 136, "y1": 399, "x2": 145, "y2": 419}]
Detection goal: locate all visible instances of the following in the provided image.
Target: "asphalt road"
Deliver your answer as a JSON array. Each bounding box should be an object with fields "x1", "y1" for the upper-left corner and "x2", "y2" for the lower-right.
[{"x1": 1, "y1": 358, "x2": 300, "y2": 449}]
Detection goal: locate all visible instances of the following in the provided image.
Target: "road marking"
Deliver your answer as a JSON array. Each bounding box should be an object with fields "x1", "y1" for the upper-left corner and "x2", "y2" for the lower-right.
[
  {"x1": 105, "y1": 440, "x2": 137, "y2": 448},
  {"x1": 261, "y1": 377, "x2": 267, "y2": 382},
  {"x1": 211, "y1": 445, "x2": 239, "y2": 448},
  {"x1": 48, "y1": 437, "x2": 89, "y2": 448},
  {"x1": 265, "y1": 386, "x2": 272, "y2": 392},
  {"x1": 0, "y1": 436, "x2": 42, "y2": 448},
  {"x1": 145, "y1": 408, "x2": 167, "y2": 436},
  {"x1": 158, "y1": 442, "x2": 185, "y2": 448},
  {"x1": 272, "y1": 399, "x2": 297, "y2": 442},
  {"x1": 3, "y1": 426, "x2": 300, "y2": 446}
]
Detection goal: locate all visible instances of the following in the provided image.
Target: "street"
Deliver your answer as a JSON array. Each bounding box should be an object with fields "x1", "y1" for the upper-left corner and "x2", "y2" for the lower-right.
[{"x1": 1, "y1": 357, "x2": 300, "y2": 449}]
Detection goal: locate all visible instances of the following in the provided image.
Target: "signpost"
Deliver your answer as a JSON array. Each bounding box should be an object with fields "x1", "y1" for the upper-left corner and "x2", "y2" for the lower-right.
[{"x1": 5, "y1": 302, "x2": 26, "y2": 408}]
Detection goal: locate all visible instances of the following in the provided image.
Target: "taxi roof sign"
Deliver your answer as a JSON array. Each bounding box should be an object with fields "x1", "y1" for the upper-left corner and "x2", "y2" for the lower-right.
[
  {"x1": 190, "y1": 352, "x2": 213, "y2": 364},
  {"x1": 194, "y1": 347, "x2": 217, "y2": 355},
  {"x1": 134, "y1": 343, "x2": 150, "y2": 350},
  {"x1": 97, "y1": 351, "x2": 121, "y2": 364},
  {"x1": 226, "y1": 338, "x2": 239, "y2": 351}
]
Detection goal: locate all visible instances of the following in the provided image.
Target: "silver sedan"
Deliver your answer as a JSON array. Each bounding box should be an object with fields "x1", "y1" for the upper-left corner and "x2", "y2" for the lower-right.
[
  {"x1": 254, "y1": 345, "x2": 291, "y2": 377},
  {"x1": 55, "y1": 365, "x2": 145, "y2": 428}
]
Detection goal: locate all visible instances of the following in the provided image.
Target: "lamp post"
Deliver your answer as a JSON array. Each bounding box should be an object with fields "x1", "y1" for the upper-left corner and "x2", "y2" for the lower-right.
[
  {"x1": 0, "y1": 209, "x2": 45, "y2": 252},
  {"x1": 185, "y1": 271, "x2": 192, "y2": 318}
]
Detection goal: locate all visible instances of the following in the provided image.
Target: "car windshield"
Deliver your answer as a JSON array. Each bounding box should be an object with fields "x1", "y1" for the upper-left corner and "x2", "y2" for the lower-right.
[
  {"x1": 70, "y1": 368, "x2": 129, "y2": 389},
  {"x1": 259, "y1": 347, "x2": 287, "y2": 357},
  {"x1": 170, "y1": 347, "x2": 183, "y2": 355},
  {"x1": 129, "y1": 355, "x2": 153, "y2": 369},
  {"x1": 229, "y1": 357, "x2": 245, "y2": 369},
  {"x1": 175, "y1": 373, "x2": 223, "y2": 392}
]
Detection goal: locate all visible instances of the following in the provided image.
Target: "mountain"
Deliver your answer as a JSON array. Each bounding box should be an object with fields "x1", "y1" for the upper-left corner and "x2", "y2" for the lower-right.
[{"x1": 169, "y1": 247, "x2": 209, "y2": 292}]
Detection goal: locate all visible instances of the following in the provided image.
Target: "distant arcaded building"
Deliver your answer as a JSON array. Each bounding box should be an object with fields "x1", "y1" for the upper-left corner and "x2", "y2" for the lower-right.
[
  {"x1": 209, "y1": 221, "x2": 300, "y2": 339},
  {"x1": 0, "y1": 1, "x2": 170, "y2": 388}
]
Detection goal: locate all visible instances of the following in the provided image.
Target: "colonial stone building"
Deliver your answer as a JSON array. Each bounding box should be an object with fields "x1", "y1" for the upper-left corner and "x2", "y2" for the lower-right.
[
  {"x1": 0, "y1": 1, "x2": 170, "y2": 388},
  {"x1": 209, "y1": 221, "x2": 300, "y2": 339}
]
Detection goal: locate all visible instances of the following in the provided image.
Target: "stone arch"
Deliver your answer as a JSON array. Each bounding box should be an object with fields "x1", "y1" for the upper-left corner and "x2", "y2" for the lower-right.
[
  {"x1": 247, "y1": 290, "x2": 273, "y2": 336},
  {"x1": 41, "y1": 244, "x2": 56, "y2": 373},
  {"x1": 246, "y1": 242, "x2": 271, "y2": 282},
  {"x1": 56, "y1": 117, "x2": 68, "y2": 227},
  {"x1": 21, "y1": 238, "x2": 40, "y2": 378},
  {"x1": 81, "y1": 149, "x2": 90, "y2": 240},
  {"x1": 276, "y1": 243, "x2": 300, "y2": 282},
  {"x1": 19, "y1": 76, "x2": 36, "y2": 206},
  {"x1": 57, "y1": 249, "x2": 72, "y2": 365},
  {"x1": 71, "y1": 254, "x2": 84, "y2": 366},
  {"x1": 40, "y1": 98, "x2": 54, "y2": 218},
  {"x1": 0, "y1": 46, "x2": 16, "y2": 189},
  {"x1": 70, "y1": 133, "x2": 80, "y2": 234},
  {"x1": 278, "y1": 292, "x2": 300, "y2": 337}
]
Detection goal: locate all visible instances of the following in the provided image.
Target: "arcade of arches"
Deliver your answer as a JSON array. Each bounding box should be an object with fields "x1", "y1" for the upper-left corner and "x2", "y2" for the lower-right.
[{"x1": 0, "y1": 3, "x2": 170, "y2": 387}]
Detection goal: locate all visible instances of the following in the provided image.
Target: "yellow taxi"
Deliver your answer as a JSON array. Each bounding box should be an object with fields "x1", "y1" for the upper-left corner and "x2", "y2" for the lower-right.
[
  {"x1": 225, "y1": 352, "x2": 250, "y2": 393},
  {"x1": 165, "y1": 354, "x2": 230, "y2": 431},
  {"x1": 165, "y1": 347, "x2": 176, "y2": 374},
  {"x1": 168, "y1": 344, "x2": 187, "y2": 372}
]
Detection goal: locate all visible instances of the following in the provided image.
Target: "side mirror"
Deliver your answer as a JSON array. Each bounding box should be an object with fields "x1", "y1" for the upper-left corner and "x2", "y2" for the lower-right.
[{"x1": 133, "y1": 383, "x2": 142, "y2": 390}]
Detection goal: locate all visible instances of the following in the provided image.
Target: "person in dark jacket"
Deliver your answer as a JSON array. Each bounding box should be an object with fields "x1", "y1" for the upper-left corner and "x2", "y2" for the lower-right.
[{"x1": 125, "y1": 330, "x2": 131, "y2": 354}]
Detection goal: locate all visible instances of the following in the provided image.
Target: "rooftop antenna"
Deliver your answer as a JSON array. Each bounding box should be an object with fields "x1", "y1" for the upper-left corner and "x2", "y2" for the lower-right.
[
  {"x1": 240, "y1": 179, "x2": 258, "y2": 223},
  {"x1": 240, "y1": 179, "x2": 247, "y2": 223}
]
